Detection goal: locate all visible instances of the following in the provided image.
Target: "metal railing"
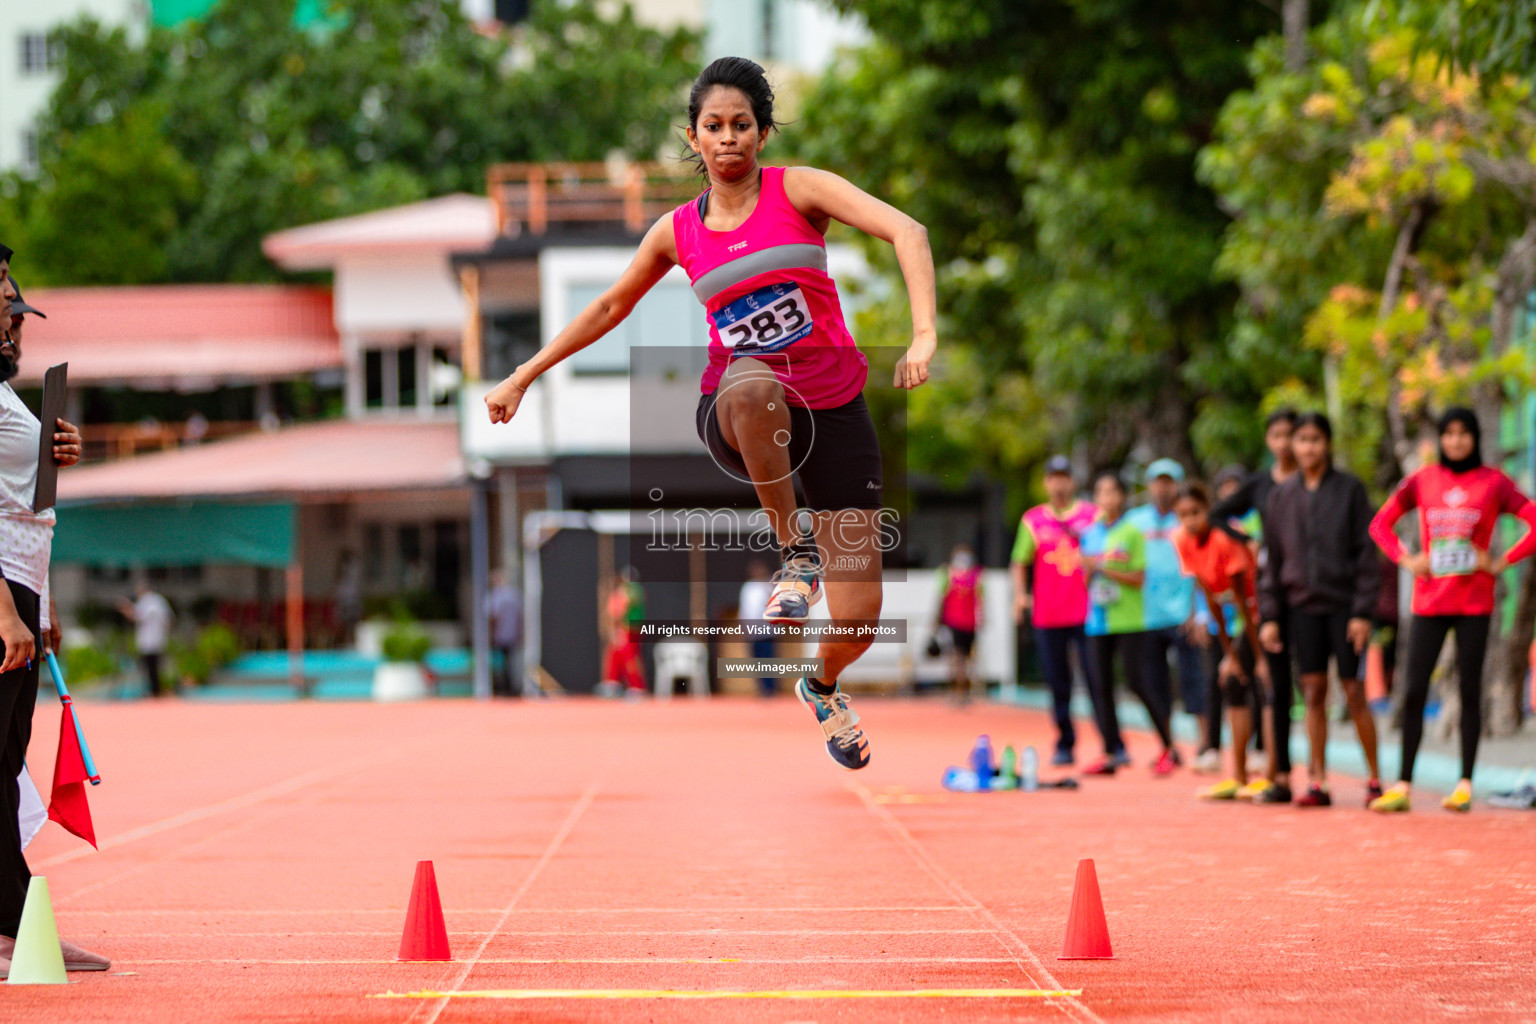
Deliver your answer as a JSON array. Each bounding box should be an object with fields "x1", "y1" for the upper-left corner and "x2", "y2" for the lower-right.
[
  {"x1": 486, "y1": 161, "x2": 699, "y2": 237},
  {"x1": 81, "y1": 421, "x2": 260, "y2": 462}
]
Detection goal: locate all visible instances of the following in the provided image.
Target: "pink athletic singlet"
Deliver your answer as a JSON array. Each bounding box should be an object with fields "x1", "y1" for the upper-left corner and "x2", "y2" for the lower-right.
[{"x1": 672, "y1": 166, "x2": 868, "y2": 409}]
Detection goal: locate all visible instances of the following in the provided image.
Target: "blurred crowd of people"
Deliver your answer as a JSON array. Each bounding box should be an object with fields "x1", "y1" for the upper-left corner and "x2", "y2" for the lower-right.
[{"x1": 1006, "y1": 408, "x2": 1536, "y2": 813}]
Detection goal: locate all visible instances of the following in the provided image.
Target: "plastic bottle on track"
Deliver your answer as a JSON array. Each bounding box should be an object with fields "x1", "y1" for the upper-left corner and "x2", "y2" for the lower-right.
[
  {"x1": 1020, "y1": 745, "x2": 1039, "y2": 792},
  {"x1": 970, "y1": 735, "x2": 995, "y2": 790}
]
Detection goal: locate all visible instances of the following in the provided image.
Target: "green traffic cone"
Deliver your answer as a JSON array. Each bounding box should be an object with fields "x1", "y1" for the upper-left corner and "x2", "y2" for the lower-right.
[
  {"x1": 996, "y1": 745, "x2": 1019, "y2": 789},
  {"x1": 8, "y1": 877, "x2": 66, "y2": 985}
]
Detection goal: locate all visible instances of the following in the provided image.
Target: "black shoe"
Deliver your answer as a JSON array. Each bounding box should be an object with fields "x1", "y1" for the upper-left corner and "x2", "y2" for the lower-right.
[
  {"x1": 1295, "y1": 784, "x2": 1332, "y2": 807},
  {"x1": 1256, "y1": 783, "x2": 1293, "y2": 805}
]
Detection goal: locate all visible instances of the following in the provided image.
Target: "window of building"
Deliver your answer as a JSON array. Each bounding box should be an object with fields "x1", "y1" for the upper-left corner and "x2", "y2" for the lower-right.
[
  {"x1": 363, "y1": 523, "x2": 386, "y2": 584},
  {"x1": 19, "y1": 130, "x2": 38, "y2": 175},
  {"x1": 396, "y1": 347, "x2": 418, "y2": 408},
  {"x1": 360, "y1": 342, "x2": 454, "y2": 412},
  {"x1": 494, "y1": 0, "x2": 530, "y2": 24},
  {"x1": 565, "y1": 281, "x2": 710, "y2": 376},
  {"x1": 398, "y1": 524, "x2": 424, "y2": 588},
  {"x1": 364, "y1": 349, "x2": 386, "y2": 409},
  {"x1": 86, "y1": 565, "x2": 130, "y2": 584},
  {"x1": 19, "y1": 33, "x2": 57, "y2": 75},
  {"x1": 483, "y1": 311, "x2": 539, "y2": 382},
  {"x1": 567, "y1": 283, "x2": 633, "y2": 374},
  {"x1": 146, "y1": 564, "x2": 204, "y2": 584},
  {"x1": 430, "y1": 346, "x2": 456, "y2": 407}
]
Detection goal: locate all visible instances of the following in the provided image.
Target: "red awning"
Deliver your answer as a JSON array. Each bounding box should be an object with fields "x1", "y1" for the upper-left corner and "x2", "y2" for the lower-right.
[
  {"x1": 15, "y1": 285, "x2": 342, "y2": 387},
  {"x1": 58, "y1": 419, "x2": 465, "y2": 502}
]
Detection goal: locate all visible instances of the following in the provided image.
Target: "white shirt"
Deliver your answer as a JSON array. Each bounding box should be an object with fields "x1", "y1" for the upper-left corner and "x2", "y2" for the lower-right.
[
  {"x1": 739, "y1": 579, "x2": 773, "y2": 622},
  {"x1": 0, "y1": 383, "x2": 54, "y2": 621},
  {"x1": 135, "y1": 592, "x2": 173, "y2": 654}
]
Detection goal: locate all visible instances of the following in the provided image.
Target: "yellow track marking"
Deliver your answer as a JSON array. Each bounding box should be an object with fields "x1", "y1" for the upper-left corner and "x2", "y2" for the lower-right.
[{"x1": 373, "y1": 987, "x2": 1083, "y2": 1000}]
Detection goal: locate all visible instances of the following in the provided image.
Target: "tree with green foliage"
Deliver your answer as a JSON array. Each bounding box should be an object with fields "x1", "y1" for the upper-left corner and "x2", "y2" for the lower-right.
[
  {"x1": 3, "y1": 0, "x2": 697, "y2": 285},
  {"x1": 1204, "y1": 10, "x2": 1536, "y2": 732},
  {"x1": 789, "y1": 0, "x2": 1321, "y2": 505},
  {"x1": 1378, "y1": 0, "x2": 1536, "y2": 79}
]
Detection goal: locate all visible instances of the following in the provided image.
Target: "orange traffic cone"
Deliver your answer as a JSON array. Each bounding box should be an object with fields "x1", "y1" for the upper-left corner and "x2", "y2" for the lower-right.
[
  {"x1": 1058, "y1": 858, "x2": 1113, "y2": 960},
  {"x1": 398, "y1": 860, "x2": 451, "y2": 961}
]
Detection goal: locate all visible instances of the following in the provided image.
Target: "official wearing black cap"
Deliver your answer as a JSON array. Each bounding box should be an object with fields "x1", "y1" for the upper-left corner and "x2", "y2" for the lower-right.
[{"x1": 0, "y1": 266, "x2": 106, "y2": 975}]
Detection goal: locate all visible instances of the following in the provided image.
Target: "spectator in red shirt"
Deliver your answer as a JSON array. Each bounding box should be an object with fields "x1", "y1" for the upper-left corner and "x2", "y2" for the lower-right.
[
  {"x1": 1367, "y1": 408, "x2": 1536, "y2": 813},
  {"x1": 934, "y1": 544, "x2": 984, "y2": 705}
]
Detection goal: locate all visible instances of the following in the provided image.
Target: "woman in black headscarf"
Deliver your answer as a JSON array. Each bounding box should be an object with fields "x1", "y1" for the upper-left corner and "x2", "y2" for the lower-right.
[{"x1": 1368, "y1": 408, "x2": 1536, "y2": 812}]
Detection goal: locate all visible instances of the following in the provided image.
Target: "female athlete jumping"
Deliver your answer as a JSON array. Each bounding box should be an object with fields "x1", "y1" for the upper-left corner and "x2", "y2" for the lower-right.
[{"x1": 485, "y1": 57, "x2": 937, "y2": 770}]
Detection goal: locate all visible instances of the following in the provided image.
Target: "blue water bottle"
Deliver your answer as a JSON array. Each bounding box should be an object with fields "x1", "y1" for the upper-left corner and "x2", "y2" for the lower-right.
[
  {"x1": 1020, "y1": 745, "x2": 1039, "y2": 792},
  {"x1": 970, "y1": 735, "x2": 995, "y2": 790}
]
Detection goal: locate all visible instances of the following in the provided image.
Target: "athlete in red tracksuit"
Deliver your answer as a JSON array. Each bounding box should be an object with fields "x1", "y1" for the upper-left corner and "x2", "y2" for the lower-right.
[{"x1": 1367, "y1": 408, "x2": 1536, "y2": 812}]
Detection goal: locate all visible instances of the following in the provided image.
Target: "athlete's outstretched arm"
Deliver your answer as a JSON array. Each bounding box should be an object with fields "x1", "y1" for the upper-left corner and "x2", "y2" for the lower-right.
[
  {"x1": 783, "y1": 167, "x2": 937, "y2": 390},
  {"x1": 486, "y1": 218, "x2": 677, "y2": 424}
]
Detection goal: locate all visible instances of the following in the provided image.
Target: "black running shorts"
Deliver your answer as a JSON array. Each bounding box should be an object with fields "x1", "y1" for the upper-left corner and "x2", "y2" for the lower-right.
[
  {"x1": 1289, "y1": 608, "x2": 1363, "y2": 680},
  {"x1": 696, "y1": 391, "x2": 883, "y2": 511}
]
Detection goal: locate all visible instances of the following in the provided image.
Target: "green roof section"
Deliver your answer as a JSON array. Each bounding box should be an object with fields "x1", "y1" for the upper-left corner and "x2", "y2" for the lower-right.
[
  {"x1": 149, "y1": 0, "x2": 220, "y2": 27},
  {"x1": 53, "y1": 501, "x2": 296, "y2": 568},
  {"x1": 151, "y1": 0, "x2": 342, "y2": 29}
]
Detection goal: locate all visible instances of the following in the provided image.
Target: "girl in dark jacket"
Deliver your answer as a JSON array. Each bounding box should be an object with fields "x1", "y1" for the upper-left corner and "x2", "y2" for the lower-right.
[{"x1": 1258, "y1": 413, "x2": 1382, "y2": 807}]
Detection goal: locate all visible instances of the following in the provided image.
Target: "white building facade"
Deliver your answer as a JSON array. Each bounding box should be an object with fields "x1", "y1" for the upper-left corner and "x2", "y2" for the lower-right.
[{"x1": 0, "y1": 0, "x2": 143, "y2": 172}]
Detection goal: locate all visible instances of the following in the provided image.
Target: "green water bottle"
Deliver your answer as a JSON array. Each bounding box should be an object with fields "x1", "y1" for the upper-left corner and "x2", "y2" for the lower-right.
[{"x1": 996, "y1": 745, "x2": 1019, "y2": 790}]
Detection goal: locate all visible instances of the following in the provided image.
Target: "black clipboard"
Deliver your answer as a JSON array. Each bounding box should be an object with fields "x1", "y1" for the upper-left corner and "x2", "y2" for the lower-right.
[{"x1": 32, "y1": 362, "x2": 67, "y2": 513}]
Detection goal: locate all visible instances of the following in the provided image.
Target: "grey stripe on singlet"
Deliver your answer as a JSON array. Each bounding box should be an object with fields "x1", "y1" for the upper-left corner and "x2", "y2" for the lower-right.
[{"x1": 691, "y1": 243, "x2": 827, "y2": 304}]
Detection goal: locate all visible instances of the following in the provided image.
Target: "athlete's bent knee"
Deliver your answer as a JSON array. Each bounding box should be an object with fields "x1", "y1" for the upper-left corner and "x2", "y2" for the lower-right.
[
  {"x1": 1221, "y1": 674, "x2": 1255, "y2": 707},
  {"x1": 718, "y1": 374, "x2": 784, "y2": 419}
]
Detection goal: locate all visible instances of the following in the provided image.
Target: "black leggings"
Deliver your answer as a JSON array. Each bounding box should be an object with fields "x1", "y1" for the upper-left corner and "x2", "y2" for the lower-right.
[
  {"x1": 1399, "y1": 613, "x2": 1491, "y2": 783},
  {"x1": 1089, "y1": 631, "x2": 1173, "y2": 752},
  {"x1": 1202, "y1": 642, "x2": 1267, "y2": 755},
  {"x1": 0, "y1": 580, "x2": 40, "y2": 937}
]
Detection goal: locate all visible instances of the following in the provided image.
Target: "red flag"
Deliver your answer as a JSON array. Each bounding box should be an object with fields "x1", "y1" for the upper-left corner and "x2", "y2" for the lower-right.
[{"x1": 47, "y1": 702, "x2": 96, "y2": 849}]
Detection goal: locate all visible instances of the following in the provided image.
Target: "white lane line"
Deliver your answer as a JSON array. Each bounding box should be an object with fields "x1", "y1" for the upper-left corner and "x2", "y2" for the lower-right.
[
  {"x1": 848, "y1": 781, "x2": 1106, "y2": 1024},
  {"x1": 109, "y1": 928, "x2": 998, "y2": 938},
  {"x1": 62, "y1": 905, "x2": 974, "y2": 916},
  {"x1": 56, "y1": 790, "x2": 327, "y2": 906},
  {"x1": 52, "y1": 746, "x2": 431, "y2": 907},
  {"x1": 380, "y1": 987, "x2": 1084, "y2": 1001},
  {"x1": 35, "y1": 742, "x2": 430, "y2": 869},
  {"x1": 115, "y1": 956, "x2": 1027, "y2": 966},
  {"x1": 412, "y1": 778, "x2": 602, "y2": 1024}
]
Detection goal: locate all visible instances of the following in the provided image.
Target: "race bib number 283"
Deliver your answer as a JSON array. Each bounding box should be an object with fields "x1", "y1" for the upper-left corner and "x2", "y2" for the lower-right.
[{"x1": 712, "y1": 282, "x2": 815, "y2": 354}]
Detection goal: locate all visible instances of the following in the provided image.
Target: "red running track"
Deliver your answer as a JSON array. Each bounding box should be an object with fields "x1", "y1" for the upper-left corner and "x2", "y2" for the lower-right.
[{"x1": 5, "y1": 697, "x2": 1536, "y2": 1023}]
